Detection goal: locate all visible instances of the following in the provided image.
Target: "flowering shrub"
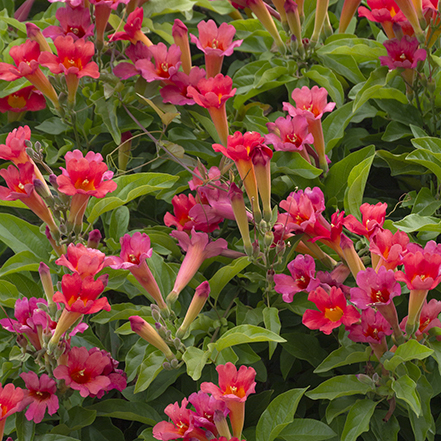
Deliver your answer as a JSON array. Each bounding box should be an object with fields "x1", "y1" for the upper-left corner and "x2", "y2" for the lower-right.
[{"x1": 0, "y1": 0, "x2": 441, "y2": 440}]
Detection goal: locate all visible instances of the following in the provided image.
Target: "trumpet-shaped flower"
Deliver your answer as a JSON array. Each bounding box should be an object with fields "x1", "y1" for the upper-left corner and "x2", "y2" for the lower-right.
[
  {"x1": 0, "y1": 86, "x2": 46, "y2": 115},
  {"x1": 20, "y1": 372, "x2": 59, "y2": 424},
  {"x1": 172, "y1": 19, "x2": 191, "y2": 74},
  {"x1": 266, "y1": 115, "x2": 314, "y2": 152},
  {"x1": 369, "y1": 228, "x2": 409, "y2": 270},
  {"x1": 400, "y1": 299, "x2": 441, "y2": 337},
  {"x1": 43, "y1": 5, "x2": 94, "y2": 41},
  {"x1": 53, "y1": 346, "x2": 112, "y2": 398},
  {"x1": 0, "y1": 383, "x2": 27, "y2": 424},
  {"x1": 113, "y1": 42, "x2": 151, "y2": 79},
  {"x1": 343, "y1": 202, "x2": 387, "y2": 239},
  {"x1": 0, "y1": 125, "x2": 32, "y2": 164},
  {"x1": 109, "y1": 7, "x2": 152, "y2": 46},
  {"x1": 274, "y1": 254, "x2": 320, "y2": 303},
  {"x1": 379, "y1": 36, "x2": 426, "y2": 69},
  {"x1": 191, "y1": 20, "x2": 242, "y2": 77},
  {"x1": 348, "y1": 307, "x2": 393, "y2": 344},
  {"x1": 303, "y1": 286, "x2": 360, "y2": 335}
]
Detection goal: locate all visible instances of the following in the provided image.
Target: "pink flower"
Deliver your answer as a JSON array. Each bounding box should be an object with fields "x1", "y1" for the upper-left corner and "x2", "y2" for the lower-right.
[
  {"x1": 0, "y1": 383, "x2": 27, "y2": 421},
  {"x1": 303, "y1": 286, "x2": 360, "y2": 335},
  {"x1": 164, "y1": 193, "x2": 223, "y2": 233},
  {"x1": 113, "y1": 42, "x2": 151, "y2": 79},
  {"x1": 42, "y1": 5, "x2": 94, "y2": 41},
  {"x1": 200, "y1": 363, "x2": 256, "y2": 439},
  {"x1": 265, "y1": 115, "x2": 314, "y2": 152},
  {"x1": 190, "y1": 20, "x2": 242, "y2": 77},
  {"x1": 167, "y1": 229, "x2": 228, "y2": 302},
  {"x1": 53, "y1": 273, "x2": 110, "y2": 314},
  {"x1": 108, "y1": 7, "x2": 152, "y2": 46},
  {"x1": 187, "y1": 74, "x2": 236, "y2": 109},
  {"x1": 110, "y1": 233, "x2": 167, "y2": 310},
  {"x1": 347, "y1": 308, "x2": 393, "y2": 344},
  {"x1": 274, "y1": 254, "x2": 320, "y2": 302},
  {"x1": 53, "y1": 346, "x2": 113, "y2": 398},
  {"x1": 39, "y1": 35, "x2": 99, "y2": 103},
  {"x1": 153, "y1": 398, "x2": 209, "y2": 441},
  {"x1": 136, "y1": 42, "x2": 181, "y2": 82},
  {"x1": 379, "y1": 36, "x2": 427, "y2": 69},
  {"x1": 56, "y1": 243, "x2": 112, "y2": 278},
  {"x1": 400, "y1": 299, "x2": 441, "y2": 337},
  {"x1": 160, "y1": 67, "x2": 207, "y2": 106},
  {"x1": 0, "y1": 86, "x2": 46, "y2": 114},
  {"x1": 20, "y1": 372, "x2": 59, "y2": 423},
  {"x1": 343, "y1": 202, "x2": 387, "y2": 239},
  {"x1": 0, "y1": 297, "x2": 55, "y2": 351},
  {"x1": 0, "y1": 125, "x2": 32, "y2": 164},
  {"x1": 369, "y1": 228, "x2": 409, "y2": 270}
]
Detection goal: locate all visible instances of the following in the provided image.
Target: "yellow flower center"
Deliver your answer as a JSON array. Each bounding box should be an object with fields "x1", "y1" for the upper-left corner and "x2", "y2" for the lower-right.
[{"x1": 324, "y1": 306, "x2": 343, "y2": 322}]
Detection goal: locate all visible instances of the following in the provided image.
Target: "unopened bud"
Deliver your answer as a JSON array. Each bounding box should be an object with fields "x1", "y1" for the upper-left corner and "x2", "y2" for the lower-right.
[
  {"x1": 163, "y1": 362, "x2": 172, "y2": 370},
  {"x1": 87, "y1": 229, "x2": 102, "y2": 249},
  {"x1": 170, "y1": 359, "x2": 179, "y2": 369},
  {"x1": 151, "y1": 305, "x2": 162, "y2": 322},
  {"x1": 252, "y1": 240, "x2": 260, "y2": 259},
  {"x1": 264, "y1": 231, "x2": 274, "y2": 247},
  {"x1": 34, "y1": 179, "x2": 52, "y2": 200}
]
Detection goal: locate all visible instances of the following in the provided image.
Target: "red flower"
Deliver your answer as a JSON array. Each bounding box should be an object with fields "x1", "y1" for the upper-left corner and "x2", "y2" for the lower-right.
[
  {"x1": 379, "y1": 36, "x2": 426, "y2": 69},
  {"x1": 108, "y1": 7, "x2": 152, "y2": 46},
  {"x1": 0, "y1": 86, "x2": 46, "y2": 114},
  {"x1": 303, "y1": 286, "x2": 360, "y2": 335},
  {"x1": 0, "y1": 125, "x2": 32, "y2": 164},
  {"x1": 39, "y1": 36, "x2": 99, "y2": 103},
  {"x1": 344, "y1": 202, "x2": 387, "y2": 239}
]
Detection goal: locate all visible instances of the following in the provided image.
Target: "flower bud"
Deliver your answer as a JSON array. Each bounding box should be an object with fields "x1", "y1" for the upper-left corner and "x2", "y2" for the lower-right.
[
  {"x1": 229, "y1": 183, "x2": 252, "y2": 255},
  {"x1": 87, "y1": 229, "x2": 102, "y2": 249}
]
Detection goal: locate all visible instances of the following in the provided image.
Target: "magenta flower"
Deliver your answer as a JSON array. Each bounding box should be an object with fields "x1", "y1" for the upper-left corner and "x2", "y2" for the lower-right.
[
  {"x1": 274, "y1": 254, "x2": 320, "y2": 303},
  {"x1": 42, "y1": 5, "x2": 94, "y2": 41},
  {"x1": 400, "y1": 299, "x2": 441, "y2": 338},
  {"x1": 56, "y1": 243, "x2": 113, "y2": 278},
  {"x1": 136, "y1": 42, "x2": 181, "y2": 82},
  {"x1": 113, "y1": 42, "x2": 151, "y2": 79},
  {"x1": 153, "y1": 398, "x2": 208, "y2": 441},
  {"x1": 266, "y1": 115, "x2": 314, "y2": 152},
  {"x1": 160, "y1": 67, "x2": 207, "y2": 106},
  {"x1": 343, "y1": 202, "x2": 387, "y2": 239},
  {"x1": 303, "y1": 286, "x2": 360, "y2": 335},
  {"x1": 53, "y1": 346, "x2": 113, "y2": 398},
  {"x1": 379, "y1": 36, "x2": 427, "y2": 69},
  {"x1": 167, "y1": 229, "x2": 228, "y2": 303},
  {"x1": 20, "y1": 372, "x2": 59, "y2": 424},
  {"x1": 0, "y1": 297, "x2": 55, "y2": 351},
  {"x1": 110, "y1": 233, "x2": 167, "y2": 310},
  {"x1": 201, "y1": 363, "x2": 256, "y2": 439},
  {"x1": 348, "y1": 308, "x2": 393, "y2": 344},
  {"x1": 190, "y1": 20, "x2": 242, "y2": 77}
]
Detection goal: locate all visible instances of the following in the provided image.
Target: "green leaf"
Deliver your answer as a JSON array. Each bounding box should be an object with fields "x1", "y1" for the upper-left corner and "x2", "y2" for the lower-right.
[
  {"x1": 382, "y1": 340, "x2": 434, "y2": 371},
  {"x1": 272, "y1": 152, "x2": 323, "y2": 179},
  {"x1": 392, "y1": 375, "x2": 421, "y2": 416},
  {"x1": 314, "y1": 344, "x2": 371, "y2": 373},
  {"x1": 35, "y1": 117, "x2": 70, "y2": 135},
  {"x1": 63, "y1": 407, "x2": 97, "y2": 433},
  {"x1": 256, "y1": 388, "x2": 307, "y2": 441},
  {"x1": 326, "y1": 396, "x2": 360, "y2": 425},
  {"x1": 382, "y1": 121, "x2": 412, "y2": 142},
  {"x1": 215, "y1": 325, "x2": 286, "y2": 352},
  {"x1": 303, "y1": 65, "x2": 344, "y2": 108},
  {"x1": 318, "y1": 53, "x2": 365, "y2": 84},
  {"x1": 0, "y1": 14, "x2": 26, "y2": 33},
  {"x1": 189, "y1": 109, "x2": 221, "y2": 144},
  {"x1": 0, "y1": 251, "x2": 40, "y2": 277},
  {"x1": 16, "y1": 412, "x2": 35, "y2": 441},
  {"x1": 81, "y1": 417, "x2": 125, "y2": 441},
  {"x1": 134, "y1": 350, "x2": 165, "y2": 393},
  {"x1": 35, "y1": 436, "x2": 80, "y2": 441},
  {"x1": 341, "y1": 399, "x2": 377, "y2": 441},
  {"x1": 182, "y1": 347, "x2": 211, "y2": 381},
  {"x1": 263, "y1": 307, "x2": 281, "y2": 358},
  {"x1": 0, "y1": 280, "x2": 20, "y2": 307},
  {"x1": 108, "y1": 206, "x2": 130, "y2": 242},
  {"x1": 209, "y1": 256, "x2": 251, "y2": 301},
  {"x1": 306, "y1": 375, "x2": 372, "y2": 401},
  {"x1": 86, "y1": 173, "x2": 179, "y2": 223},
  {"x1": 86, "y1": 400, "x2": 161, "y2": 425},
  {"x1": 282, "y1": 332, "x2": 328, "y2": 367},
  {"x1": 370, "y1": 410, "x2": 400, "y2": 441},
  {"x1": 277, "y1": 419, "x2": 336, "y2": 441},
  {"x1": 393, "y1": 214, "x2": 441, "y2": 233},
  {"x1": 376, "y1": 150, "x2": 427, "y2": 177},
  {"x1": 0, "y1": 214, "x2": 52, "y2": 260},
  {"x1": 94, "y1": 97, "x2": 121, "y2": 144},
  {"x1": 412, "y1": 187, "x2": 441, "y2": 216},
  {"x1": 92, "y1": 304, "x2": 151, "y2": 324},
  {"x1": 344, "y1": 147, "x2": 375, "y2": 216},
  {"x1": 408, "y1": 376, "x2": 434, "y2": 441},
  {"x1": 144, "y1": 0, "x2": 196, "y2": 14},
  {"x1": 325, "y1": 145, "x2": 375, "y2": 205}
]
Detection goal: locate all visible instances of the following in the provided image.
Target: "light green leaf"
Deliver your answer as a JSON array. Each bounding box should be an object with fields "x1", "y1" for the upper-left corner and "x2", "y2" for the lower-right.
[
  {"x1": 303, "y1": 65, "x2": 344, "y2": 108},
  {"x1": 306, "y1": 375, "x2": 372, "y2": 401},
  {"x1": 393, "y1": 214, "x2": 441, "y2": 233},
  {"x1": 35, "y1": 117, "x2": 70, "y2": 135},
  {"x1": 209, "y1": 257, "x2": 251, "y2": 301},
  {"x1": 0, "y1": 280, "x2": 21, "y2": 307},
  {"x1": 263, "y1": 307, "x2": 281, "y2": 359},
  {"x1": 256, "y1": 388, "x2": 308, "y2": 441},
  {"x1": 277, "y1": 419, "x2": 336, "y2": 441},
  {"x1": 0, "y1": 251, "x2": 40, "y2": 278},
  {"x1": 341, "y1": 399, "x2": 377, "y2": 441},
  {"x1": 314, "y1": 344, "x2": 371, "y2": 373},
  {"x1": 382, "y1": 340, "x2": 434, "y2": 371},
  {"x1": 392, "y1": 375, "x2": 421, "y2": 416},
  {"x1": 135, "y1": 350, "x2": 165, "y2": 393},
  {"x1": 215, "y1": 325, "x2": 286, "y2": 352},
  {"x1": 86, "y1": 173, "x2": 179, "y2": 223},
  {"x1": 182, "y1": 347, "x2": 211, "y2": 381}
]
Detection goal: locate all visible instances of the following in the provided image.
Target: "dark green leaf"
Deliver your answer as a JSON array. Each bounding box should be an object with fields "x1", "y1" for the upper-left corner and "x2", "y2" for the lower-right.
[
  {"x1": 277, "y1": 418, "x2": 336, "y2": 441},
  {"x1": 341, "y1": 399, "x2": 377, "y2": 441}
]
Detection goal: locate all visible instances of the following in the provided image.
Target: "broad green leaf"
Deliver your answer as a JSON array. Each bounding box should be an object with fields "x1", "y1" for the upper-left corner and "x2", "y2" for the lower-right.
[
  {"x1": 209, "y1": 257, "x2": 251, "y2": 301},
  {"x1": 35, "y1": 117, "x2": 70, "y2": 135},
  {"x1": 35, "y1": 436, "x2": 80, "y2": 441},
  {"x1": 392, "y1": 375, "x2": 421, "y2": 416},
  {"x1": 125, "y1": 339, "x2": 148, "y2": 382},
  {"x1": 0, "y1": 251, "x2": 40, "y2": 277},
  {"x1": 411, "y1": 136, "x2": 441, "y2": 154},
  {"x1": 256, "y1": 388, "x2": 307, "y2": 441},
  {"x1": 325, "y1": 146, "x2": 375, "y2": 206},
  {"x1": 393, "y1": 214, "x2": 441, "y2": 233},
  {"x1": 382, "y1": 121, "x2": 412, "y2": 142},
  {"x1": 408, "y1": 376, "x2": 434, "y2": 441},
  {"x1": 87, "y1": 173, "x2": 178, "y2": 223},
  {"x1": 0, "y1": 214, "x2": 52, "y2": 260},
  {"x1": 16, "y1": 412, "x2": 35, "y2": 441},
  {"x1": 263, "y1": 307, "x2": 281, "y2": 358},
  {"x1": 314, "y1": 344, "x2": 371, "y2": 373},
  {"x1": 94, "y1": 96, "x2": 121, "y2": 144},
  {"x1": 182, "y1": 347, "x2": 211, "y2": 380},
  {"x1": 282, "y1": 332, "x2": 327, "y2": 367},
  {"x1": 108, "y1": 206, "x2": 130, "y2": 242},
  {"x1": 0, "y1": 280, "x2": 21, "y2": 307},
  {"x1": 303, "y1": 65, "x2": 344, "y2": 108},
  {"x1": 0, "y1": 77, "x2": 29, "y2": 98},
  {"x1": 382, "y1": 340, "x2": 434, "y2": 371},
  {"x1": 326, "y1": 396, "x2": 360, "y2": 425},
  {"x1": 412, "y1": 187, "x2": 441, "y2": 216},
  {"x1": 277, "y1": 419, "x2": 336, "y2": 441},
  {"x1": 91, "y1": 304, "x2": 151, "y2": 324},
  {"x1": 370, "y1": 410, "x2": 400, "y2": 441},
  {"x1": 144, "y1": 0, "x2": 196, "y2": 14},
  {"x1": 60, "y1": 407, "x2": 97, "y2": 433},
  {"x1": 344, "y1": 148, "x2": 375, "y2": 216},
  {"x1": 0, "y1": 14, "x2": 26, "y2": 33},
  {"x1": 195, "y1": 0, "x2": 235, "y2": 14},
  {"x1": 306, "y1": 375, "x2": 372, "y2": 401},
  {"x1": 406, "y1": 149, "x2": 441, "y2": 181},
  {"x1": 86, "y1": 400, "x2": 161, "y2": 425},
  {"x1": 318, "y1": 53, "x2": 365, "y2": 84},
  {"x1": 272, "y1": 152, "x2": 323, "y2": 179},
  {"x1": 81, "y1": 417, "x2": 125, "y2": 441},
  {"x1": 341, "y1": 399, "x2": 377, "y2": 441},
  {"x1": 189, "y1": 110, "x2": 221, "y2": 144},
  {"x1": 376, "y1": 150, "x2": 427, "y2": 177},
  {"x1": 135, "y1": 350, "x2": 165, "y2": 393},
  {"x1": 215, "y1": 325, "x2": 286, "y2": 352}
]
